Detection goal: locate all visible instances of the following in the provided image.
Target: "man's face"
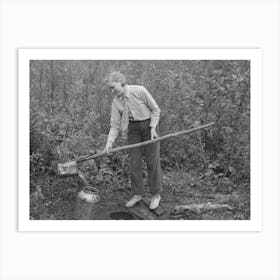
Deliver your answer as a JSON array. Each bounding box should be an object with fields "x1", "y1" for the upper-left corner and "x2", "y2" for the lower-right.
[{"x1": 109, "y1": 81, "x2": 124, "y2": 97}]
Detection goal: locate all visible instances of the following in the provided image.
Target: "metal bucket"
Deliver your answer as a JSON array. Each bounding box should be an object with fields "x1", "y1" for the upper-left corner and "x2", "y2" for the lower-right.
[
  {"x1": 74, "y1": 187, "x2": 100, "y2": 220},
  {"x1": 78, "y1": 187, "x2": 100, "y2": 203}
]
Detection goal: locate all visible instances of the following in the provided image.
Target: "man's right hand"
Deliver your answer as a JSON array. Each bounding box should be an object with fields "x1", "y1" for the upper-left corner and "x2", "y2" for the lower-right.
[{"x1": 104, "y1": 141, "x2": 113, "y2": 153}]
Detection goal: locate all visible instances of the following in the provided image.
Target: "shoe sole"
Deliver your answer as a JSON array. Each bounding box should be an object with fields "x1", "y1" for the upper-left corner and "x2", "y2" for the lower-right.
[
  {"x1": 125, "y1": 199, "x2": 142, "y2": 208},
  {"x1": 149, "y1": 200, "x2": 161, "y2": 210}
]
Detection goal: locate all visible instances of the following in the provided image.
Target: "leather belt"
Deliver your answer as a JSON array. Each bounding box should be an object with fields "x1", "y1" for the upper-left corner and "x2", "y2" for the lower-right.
[{"x1": 129, "y1": 118, "x2": 150, "y2": 122}]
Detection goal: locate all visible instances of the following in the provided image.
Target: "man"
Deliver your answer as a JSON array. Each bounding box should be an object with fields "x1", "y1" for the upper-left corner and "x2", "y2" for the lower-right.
[{"x1": 104, "y1": 71, "x2": 162, "y2": 210}]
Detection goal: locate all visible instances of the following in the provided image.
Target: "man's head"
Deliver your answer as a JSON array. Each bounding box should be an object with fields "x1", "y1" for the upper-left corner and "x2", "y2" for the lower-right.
[{"x1": 108, "y1": 71, "x2": 127, "y2": 97}]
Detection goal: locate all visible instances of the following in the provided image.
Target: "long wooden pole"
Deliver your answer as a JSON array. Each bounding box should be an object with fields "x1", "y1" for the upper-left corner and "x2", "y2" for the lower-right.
[{"x1": 75, "y1": 122, "x2": 215, "y2": 163}]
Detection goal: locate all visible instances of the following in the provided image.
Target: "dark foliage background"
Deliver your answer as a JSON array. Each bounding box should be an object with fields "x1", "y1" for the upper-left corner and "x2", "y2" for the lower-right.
[{"x1": 30, "y1": 60, "x2": 250, "y2": 220}]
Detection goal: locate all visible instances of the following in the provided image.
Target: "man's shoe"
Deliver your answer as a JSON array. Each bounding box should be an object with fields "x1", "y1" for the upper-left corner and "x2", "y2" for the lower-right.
[
  {"x1": 149, "y1": 194, "x2": 161, "y2": 210},
  {"x1": 125, "y1": 195, "x2": 142, "y2": 208}
]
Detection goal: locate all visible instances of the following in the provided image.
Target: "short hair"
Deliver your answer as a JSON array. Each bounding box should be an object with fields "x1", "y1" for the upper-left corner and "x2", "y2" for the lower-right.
[{"x1": 108, "y1": 71, "x2": 126, "y2": 86}]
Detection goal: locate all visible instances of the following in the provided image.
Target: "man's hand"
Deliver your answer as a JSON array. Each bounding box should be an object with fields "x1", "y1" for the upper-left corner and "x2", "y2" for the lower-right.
[
  {"x1": 104, "y1": 141, "x2": 113, "y2": 153},
  {"x1": 150, "y1": 127, "x2": 158, "y2": 140}
]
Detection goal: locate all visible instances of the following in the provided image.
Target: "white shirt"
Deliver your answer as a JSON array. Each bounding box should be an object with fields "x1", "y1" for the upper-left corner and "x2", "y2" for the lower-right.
[{"x1": 107, "y1": 85, "x2": 161, "y2": 143}]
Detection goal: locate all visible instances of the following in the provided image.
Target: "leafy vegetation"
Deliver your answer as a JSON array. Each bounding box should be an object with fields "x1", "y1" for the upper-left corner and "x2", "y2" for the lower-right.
[{"x1": 30, "y1": 60, "x2": 250, "y2": 220}]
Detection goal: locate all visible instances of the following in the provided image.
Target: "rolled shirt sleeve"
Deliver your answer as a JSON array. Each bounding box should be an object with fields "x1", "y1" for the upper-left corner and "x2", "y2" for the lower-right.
[
  {"x1": 140, "y1": 86, "x2": 161, "y2": 128},
  {"x1": 107, "y1": 99, "x2": 121, "y2": 143}
]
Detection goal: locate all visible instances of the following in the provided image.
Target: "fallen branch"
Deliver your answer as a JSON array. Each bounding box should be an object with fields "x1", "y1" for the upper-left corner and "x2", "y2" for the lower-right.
[{"x1": 170, "y1": 202, "x2": 234, "y2": 218}]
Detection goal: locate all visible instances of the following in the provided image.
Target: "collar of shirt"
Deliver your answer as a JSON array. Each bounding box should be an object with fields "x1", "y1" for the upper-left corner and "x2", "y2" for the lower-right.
[{"x1": 119, "y1": 85, "x2": 130, "y2": 101}]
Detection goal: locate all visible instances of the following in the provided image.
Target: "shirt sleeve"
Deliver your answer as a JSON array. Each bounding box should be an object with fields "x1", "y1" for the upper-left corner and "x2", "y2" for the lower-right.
[
  {"x1": 140, "y1": 86, "x2": 161, "y2": 128},
  {"x1": 107, "y1": 99, "x2": 121, "y2": 143}
]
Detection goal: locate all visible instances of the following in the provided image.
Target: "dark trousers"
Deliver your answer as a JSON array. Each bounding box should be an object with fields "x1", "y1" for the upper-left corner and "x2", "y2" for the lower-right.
[{"x1": 127, "y1": 119, "x2": 161, "y2": 196}]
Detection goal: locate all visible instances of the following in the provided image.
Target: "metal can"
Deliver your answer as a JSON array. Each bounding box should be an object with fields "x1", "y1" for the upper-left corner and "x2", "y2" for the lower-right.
[{"x1": 74, "y1": 187, "x2": 100, "y2": 220}]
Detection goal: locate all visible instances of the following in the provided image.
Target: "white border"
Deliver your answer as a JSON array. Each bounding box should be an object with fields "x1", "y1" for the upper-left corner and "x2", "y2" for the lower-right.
[{"x1": 18, "y1": 49, "x2": 262, "y2": 231}]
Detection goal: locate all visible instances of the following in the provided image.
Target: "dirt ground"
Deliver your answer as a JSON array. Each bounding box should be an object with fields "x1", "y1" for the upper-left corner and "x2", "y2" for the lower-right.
[{"x1": 30, "y1": 169, "x2": 250, "y2": 220}]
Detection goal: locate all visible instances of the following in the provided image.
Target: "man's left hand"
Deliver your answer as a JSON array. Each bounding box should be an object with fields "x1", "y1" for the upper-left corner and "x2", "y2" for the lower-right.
[{"x1": 151, "y1": 127, "x2": 158, "y2": 140}]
